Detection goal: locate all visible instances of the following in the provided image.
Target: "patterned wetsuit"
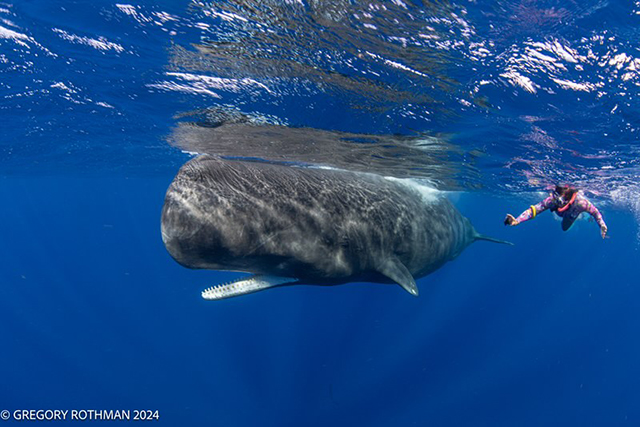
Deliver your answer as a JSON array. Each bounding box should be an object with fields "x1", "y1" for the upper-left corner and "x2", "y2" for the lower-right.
[{"x1": 515, "y1": 193, "x2": 606, "y2": 231}]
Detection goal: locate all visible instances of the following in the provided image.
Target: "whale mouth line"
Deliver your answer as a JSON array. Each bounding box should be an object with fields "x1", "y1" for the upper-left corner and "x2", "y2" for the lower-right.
[{"x1": 201, "y1": 275, "x2": 298, "y2": 300}]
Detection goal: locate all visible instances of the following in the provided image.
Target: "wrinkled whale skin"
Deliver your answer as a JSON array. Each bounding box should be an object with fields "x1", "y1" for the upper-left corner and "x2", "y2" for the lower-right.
[{"x1": 161, "y1": 155, "x2": 479, "y2": 296}]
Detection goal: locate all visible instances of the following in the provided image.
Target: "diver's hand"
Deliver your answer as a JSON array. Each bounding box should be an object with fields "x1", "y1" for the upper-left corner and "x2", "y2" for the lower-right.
[
  {"x1": 504, "y1": 214, "x2": 519, "y2": 226},
  {"x1": 601, "y1": 224, "x2": 608, "y2": 239}
]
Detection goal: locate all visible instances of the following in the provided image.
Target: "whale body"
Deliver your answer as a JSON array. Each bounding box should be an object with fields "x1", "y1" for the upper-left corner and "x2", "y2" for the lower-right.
[{"x1": 161, "y1": 155, "x2": 510, "y2": 300}]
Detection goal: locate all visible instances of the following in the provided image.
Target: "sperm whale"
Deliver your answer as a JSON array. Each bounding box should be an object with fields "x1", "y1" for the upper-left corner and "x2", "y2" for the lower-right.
[{"x1": 161, "y1": 155, "x2": 511, "y2": 300}]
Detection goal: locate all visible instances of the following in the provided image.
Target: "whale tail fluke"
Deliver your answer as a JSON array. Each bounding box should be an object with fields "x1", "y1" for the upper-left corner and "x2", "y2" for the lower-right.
[{"x1": 474, "y1": 233, "x2": 514, "y2": 246}]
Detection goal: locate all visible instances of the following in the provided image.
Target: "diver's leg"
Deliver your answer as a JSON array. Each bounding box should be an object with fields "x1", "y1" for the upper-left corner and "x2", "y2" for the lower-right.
[{"x1": 562, "y1": 216, "x2": 576, "y2": 231}]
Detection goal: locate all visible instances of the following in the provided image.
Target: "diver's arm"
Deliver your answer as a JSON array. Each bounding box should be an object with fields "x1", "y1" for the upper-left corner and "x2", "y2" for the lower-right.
[
  {"x1": 582, "y1": 199, "x2": 608, "y2": 238},
  {"x1": 505, "y1": 196, "x2": 553, "y2": 226}
]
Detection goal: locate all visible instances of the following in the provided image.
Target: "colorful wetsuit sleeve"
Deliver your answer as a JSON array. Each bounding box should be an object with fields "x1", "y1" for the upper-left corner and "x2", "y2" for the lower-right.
[
  {"x1": 581, "y1": 198, "x2": 606, "y2": 228},
  {"x1": 515, "y1": 196, "x2": 554, "y2": 224}
]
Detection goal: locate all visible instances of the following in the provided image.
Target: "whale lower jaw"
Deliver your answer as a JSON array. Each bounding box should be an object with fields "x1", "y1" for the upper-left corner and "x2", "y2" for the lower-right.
[{"x1": 201, "y1": 275, "x2": 298, "y2": 300}]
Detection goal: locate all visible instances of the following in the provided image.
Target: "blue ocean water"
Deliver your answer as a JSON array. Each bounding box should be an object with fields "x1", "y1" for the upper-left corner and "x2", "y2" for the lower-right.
[{"x1": 1, "y1": 1, "x2": 639, "y2": 426}]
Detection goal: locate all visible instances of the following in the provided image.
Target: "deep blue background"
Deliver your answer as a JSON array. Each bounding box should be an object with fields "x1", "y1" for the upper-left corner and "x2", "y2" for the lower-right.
[{"x1": 0, "y1": 175, "x2": 637, "y2": 426}]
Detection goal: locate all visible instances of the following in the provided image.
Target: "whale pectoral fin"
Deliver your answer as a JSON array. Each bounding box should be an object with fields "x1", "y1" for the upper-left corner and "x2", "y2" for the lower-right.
[
  {"x1": 202, "y1": 275, "x2": 297, "y2": 300},
  {"x1": 378, "y1": 258, "x2": 419, "y2": 297}
]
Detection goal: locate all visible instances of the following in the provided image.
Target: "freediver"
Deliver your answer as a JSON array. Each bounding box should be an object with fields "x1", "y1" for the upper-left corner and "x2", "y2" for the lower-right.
[{"x1": 504, "y1": 185, "x2": 608, "y2": 239}]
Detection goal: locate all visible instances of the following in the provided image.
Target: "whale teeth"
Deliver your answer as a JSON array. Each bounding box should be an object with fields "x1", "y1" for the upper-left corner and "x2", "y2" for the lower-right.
[{"x1": 201, "y1": 275, "x2": 297, "y2": 300}]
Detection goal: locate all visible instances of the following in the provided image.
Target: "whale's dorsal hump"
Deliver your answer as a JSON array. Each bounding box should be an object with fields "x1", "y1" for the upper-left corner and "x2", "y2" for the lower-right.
[{"x1": 378, "y1": 257, "x2": 419, "y2": 297}]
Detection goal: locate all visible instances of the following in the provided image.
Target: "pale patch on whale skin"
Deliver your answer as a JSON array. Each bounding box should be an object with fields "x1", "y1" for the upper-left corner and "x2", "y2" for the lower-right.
[{"x1": 161, "y1": 155, "x2": 511, "y2": 300}]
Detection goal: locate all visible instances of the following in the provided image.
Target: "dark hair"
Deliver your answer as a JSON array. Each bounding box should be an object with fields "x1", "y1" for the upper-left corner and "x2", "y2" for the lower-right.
[{"x1": 555, "y1": 185, "x2": 577, "y2": 198}]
